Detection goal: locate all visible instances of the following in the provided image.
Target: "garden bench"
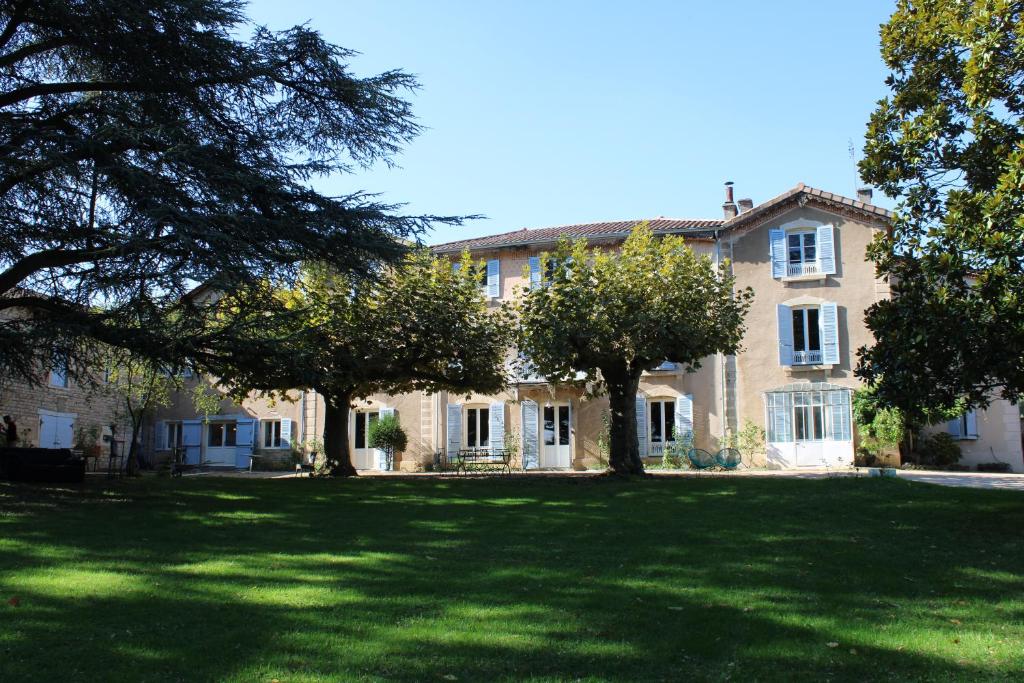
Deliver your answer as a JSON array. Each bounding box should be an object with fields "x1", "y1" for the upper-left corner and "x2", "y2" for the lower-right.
[{"x1": 456, "y1": 448, "x2": 512, "y2": 475}]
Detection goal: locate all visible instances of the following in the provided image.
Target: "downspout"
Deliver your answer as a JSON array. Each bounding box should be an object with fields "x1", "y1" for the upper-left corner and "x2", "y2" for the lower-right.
[{"x1": 715, "y1": 230, "x2": 728, "y2": 445}]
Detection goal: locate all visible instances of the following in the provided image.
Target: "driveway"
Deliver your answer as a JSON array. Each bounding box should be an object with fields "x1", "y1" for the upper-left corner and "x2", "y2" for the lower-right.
[{"x1": 898, "y1": 470, "x2": 1024, "y2": 491}]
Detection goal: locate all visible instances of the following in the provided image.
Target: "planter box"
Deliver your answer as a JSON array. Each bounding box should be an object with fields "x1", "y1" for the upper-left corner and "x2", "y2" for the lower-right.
[{"x1": 866, "y1": 466, "x2": 898, "y2": 478}]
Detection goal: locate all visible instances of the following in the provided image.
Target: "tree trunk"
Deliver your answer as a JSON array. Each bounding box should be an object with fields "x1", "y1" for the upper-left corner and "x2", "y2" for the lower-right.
[
  {"x1": 606, "y1": 371, "x2": 645, "y2": 476},
  {"x1": 126, "y1": 420, "x2": 143, "y2": 477},
  {"x1": 323, "y1": 391, "x2": 357, "y2": 477}
]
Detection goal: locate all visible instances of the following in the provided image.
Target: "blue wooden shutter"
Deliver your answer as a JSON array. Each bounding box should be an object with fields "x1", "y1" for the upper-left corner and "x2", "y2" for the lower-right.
[
  {"x1": 279, "y1": 418, "x2": 292, "y2": 448},
  {"x1": 235, "y1": 418, "x2": 255, "y2": 468},
  {"x1": 489, "y1": 402, "x2": 505, "y2": 450},
  {"x1": 770, "y1": 228, "x2": 786, "y2": 278},
  {"x1": 675, "y1": 394, "x2": 694, "y2": 442},
  {"x1": 446, "y1": 403, "x2": 462, "y2": 457},
  {"x1": 486, "y1": 259, "x2": 500, "y2": 298},
  {"x1": 157, "y1": 421, "x2": 168, "y2": 450},
  {"x1": 655, "y1": 361, "x2": 677, "y2": 371},
  {"x1": 528, "y1": 256, "x2": 541, "y2": 289},
  {"x1": 182, "y1": 420, "x2": 202, "y2": 464},
  {"x1": 965, "y1": 410, "x2": 978, "y2": 438},
  {"x1": 946, "y1": 417, "x2": 962, "y2": 438},
  {"x1": 777, "y1": 304, "x2": 794, "y2": 366},
  {"x1": 635, "y1": 396, "x2": 648, "y2": 457},
  {"x1": 521, "y1": 400, "x2": 539, "y2": 469},
  {"x1": 817, "y1": 225, "x2": 836, "y2": 275},
  {"x1": 451, "y1": 261, "x2": 461, "y2": 273},
  {"x1": 820, "y1": 302, "x2": 840, "y2": 364}
]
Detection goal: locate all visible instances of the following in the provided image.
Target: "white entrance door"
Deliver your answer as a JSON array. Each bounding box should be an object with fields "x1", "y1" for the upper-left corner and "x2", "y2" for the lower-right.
[
  {"x1": 205, "y1": 421, "x2": 237, "y2": 466},
  {"x1": 38, "y1": 411, "x2": 74, "y2": 449},
  {"x1": 353, "y1": 411, "x2": 379, "y2": 470},
  {"x1": 541, "y1": 403, "x2": 571, "y2": 468}
]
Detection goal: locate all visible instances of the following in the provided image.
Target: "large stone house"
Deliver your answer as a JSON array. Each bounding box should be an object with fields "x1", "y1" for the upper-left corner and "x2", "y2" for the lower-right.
[{"x1": 149, "y1": 183, "x2": 1024, "y2": 473}]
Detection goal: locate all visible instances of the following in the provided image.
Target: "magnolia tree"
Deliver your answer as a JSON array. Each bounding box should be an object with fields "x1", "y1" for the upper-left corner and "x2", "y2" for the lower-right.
[
  {"x1": 214, "y1": 250, "x2": 514, "y2": 476},
  {"x1": 858, "y1": 0, "x2": 1024, "y2": 413},
  {"x1": 517, "y1": 224, "x2": 753, "y2": 476}
]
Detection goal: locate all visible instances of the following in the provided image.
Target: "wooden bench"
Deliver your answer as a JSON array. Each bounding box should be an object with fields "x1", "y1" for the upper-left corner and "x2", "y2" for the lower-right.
[{"x1": 455, "y1": 448, "x2": 512, "y2": 475}]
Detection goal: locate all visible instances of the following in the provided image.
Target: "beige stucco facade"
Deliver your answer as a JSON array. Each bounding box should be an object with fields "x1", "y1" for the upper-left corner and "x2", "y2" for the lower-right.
[{"x1": 146, "y1": 184, "x2": 1024, "y2": 473}]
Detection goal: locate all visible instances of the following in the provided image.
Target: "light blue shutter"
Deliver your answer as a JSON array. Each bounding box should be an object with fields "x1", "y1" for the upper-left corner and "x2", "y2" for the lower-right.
[
  {"x1": 280, "y1": 418, "x2": 292, "y2": 448},
  {"x1": 486, "y1": 259, "x2": 500, "y2": 298},
  {"x1": 655, "y1": 361, "x2": 677, "y2": 371},
  {"x1": 521, "y1": 400, "x2": 539, "y2": 469},
  {"x1": 451, "y1": 261, "x2": 461, "y2": 273},
  {"x1": 446, "y1": 403, "x2": 462, "y2": 458},
  {"x1": 635, "y1": 396, "x2": 648, "y2": 457},
  {"x1": 770, "y1": 228, "x2": 786, "y2": 278},
  {"x1": 528, "y1": 256, "x2": 541, "y2": 289},
  {"x1": 965, "y1": 410, "x2": 978, "y2": 438},
  {"x1": 946, "y1": 417, "x2": 962, "y2": 438},
  {"x1": 489, "y1": 402, "x2": 505, "y2": 450},
  {"x1": 182, "y1": 419, "x2": 202, "y2": 464},
  {"x1": 817, "y1": 225, "x2": 836, "y2": 275},
  {"x1": 820, "y1": 302, "x2": 840, "y2": 364},
  {"x1": 157, "y1": 421, "x2": 168, "y2": 450},
  {"x1": 235, "y1": 418, "x2": 255, "y2": 468},
  {"x1": 777, "y1": 304, "x2": 794, "y2": 366},
  {"x1": 675, "y1": 394, "x2": 694, "y2": 442}
]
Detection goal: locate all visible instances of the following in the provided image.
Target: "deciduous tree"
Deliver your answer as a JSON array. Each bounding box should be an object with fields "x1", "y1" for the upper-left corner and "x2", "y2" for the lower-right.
[
  {"x1": 214, "y1": 251, "x2": 514, "y2": 476},
  {"x1": 517, "y1": 224, "x2": 753, "y2": 476}
]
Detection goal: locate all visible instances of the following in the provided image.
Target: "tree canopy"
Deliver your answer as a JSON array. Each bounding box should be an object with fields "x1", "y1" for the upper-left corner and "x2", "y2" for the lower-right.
[
  {"x1": 517, "y1": 224, "x2": 753, "y2": 476},
  {"x1": 212, "y1": 251, "x2": 514, "y2": 476},
  {"x1": 0, "y1": 0, "x2": 459, "y2": 382},
  {"x1": 858, "y1": 0, "x2": 1024, "y2": 413}
]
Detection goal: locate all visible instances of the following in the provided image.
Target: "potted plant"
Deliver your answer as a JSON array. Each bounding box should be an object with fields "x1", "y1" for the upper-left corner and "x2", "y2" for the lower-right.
[{"x1": 367, "y1": 414, "x2": 407, "y2": 472}]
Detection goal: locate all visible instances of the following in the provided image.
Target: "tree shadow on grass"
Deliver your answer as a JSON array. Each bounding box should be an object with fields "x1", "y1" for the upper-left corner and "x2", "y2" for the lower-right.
[{"x1": 1, "y1": 477, "x2": 1023, "y2": 681}]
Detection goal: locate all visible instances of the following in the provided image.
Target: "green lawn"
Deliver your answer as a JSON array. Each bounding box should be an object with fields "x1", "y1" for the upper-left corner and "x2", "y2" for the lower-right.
[{"x1": 1, "y1": 475, "x2": 1022, "y2": 682}]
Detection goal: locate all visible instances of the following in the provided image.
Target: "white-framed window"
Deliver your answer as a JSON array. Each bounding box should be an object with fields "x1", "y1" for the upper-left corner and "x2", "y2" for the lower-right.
[
  {"x1": 354, "y1": 411, "x2": 379, "y2": 449},
  {"x1": 766, "y1": 390, "x2": 852, "y2": 443},
  {"x1": 263, "y1": 420, "x2": 282, "y2": 449},
  {"x1": 207, "y1": 421, "x2": 237, "y2": 448},
  {"x1": 49, "y1": 354, "x2": 69, "y2": 388},
  {"x1": 787, "y1": 231, "x2": 817, "y2": 276},
  {"x1": 166, "y1": 421, "x2": 183, "y2": 450},
  {"x1": 465, "y1": 406, "x2": 490, "y2": 448},
  {"x1": 792, "y1": 307, "x2": 822, "y2": 365},
  {"x1": 948, "y1": 411, "x2": 979, "y2": 440},
  {"x1": 770, "y1": 224, "x2": 836, "y2": 279},
  {"x1": 649, "y1": 399, "x2": 676, "y2": 445}
]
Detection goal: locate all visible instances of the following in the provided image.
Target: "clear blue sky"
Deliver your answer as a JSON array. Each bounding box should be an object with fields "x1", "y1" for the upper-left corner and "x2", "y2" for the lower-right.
[{"x1": 247, "y1": 0, "x2": 898, "y2": 244}]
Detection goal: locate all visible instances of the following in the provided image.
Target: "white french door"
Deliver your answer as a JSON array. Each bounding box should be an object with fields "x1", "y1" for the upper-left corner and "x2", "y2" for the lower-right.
[
  {"x1": 541, "y1": 403, "x2": 571, "y2": 468},
  {"x1": 352, "y1": 411, "x2": 379, "y2": 470}
]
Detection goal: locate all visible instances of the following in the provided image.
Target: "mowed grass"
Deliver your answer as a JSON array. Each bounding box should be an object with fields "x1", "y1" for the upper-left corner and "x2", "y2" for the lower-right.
[{"x1": 1, "y1": 475, "x2": 1023, "y2": 682}]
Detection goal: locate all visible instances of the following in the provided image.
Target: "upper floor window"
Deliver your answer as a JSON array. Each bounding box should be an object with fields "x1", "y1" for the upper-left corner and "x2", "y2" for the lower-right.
[
  {"x1": 49, "y1": 354, "x2": 69, "y2": 388},
  {"x1": 454, "y1": 258, "x2": 500, "y2": 298},
  {"x1": 792, "y1": 307, "x2": 822, "y2": 365},
  {"x1": 787, "y1": 231, "x2": 817, "y2": 276},
  {"x1": 777, "y1": 302, "x2": 839, "y2": 366},
  {"x1": 770, "y1": 224, "x2": 836, "y2": 279}
]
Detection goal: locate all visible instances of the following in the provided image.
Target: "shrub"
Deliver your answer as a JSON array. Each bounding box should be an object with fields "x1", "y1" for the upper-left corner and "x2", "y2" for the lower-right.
[
  {"x1": 920, "y1": 432, "x2": 961, "y2": 467},
  {"x1": 368, "y1": 415, "x2": 407, "y2": 471},
  {"x1": 736, "y1": 420, "x2": 765, "y2": 462}
]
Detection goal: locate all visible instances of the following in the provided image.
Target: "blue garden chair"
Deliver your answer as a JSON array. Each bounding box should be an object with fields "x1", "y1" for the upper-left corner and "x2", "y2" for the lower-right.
[
  {"x1": 715, "y1": 447, "x2": 742, "y2": 470},
  {"x1": 687, "y1": 448, "x2": 717, "y2": 472}
]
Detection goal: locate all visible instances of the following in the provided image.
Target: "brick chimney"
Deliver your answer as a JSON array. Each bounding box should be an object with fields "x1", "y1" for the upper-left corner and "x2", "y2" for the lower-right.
[
  {"x1": 737, "y1": 198, "x2": 753, "y2": 213},
  {"x1": 857, "y1": 187, "x2": 873, "y2": 204},
  {"x1": 722, "y1": 181, "x2": 738, "y2": 220}
]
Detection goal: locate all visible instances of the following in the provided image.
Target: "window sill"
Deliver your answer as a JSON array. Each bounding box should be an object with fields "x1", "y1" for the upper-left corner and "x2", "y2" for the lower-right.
[
  {"x1": 786, "y1": 363, "x2": 834, "y2": 374},
  {"x1": 780, "y1": 272, "x2": 828, "y2": 284}
]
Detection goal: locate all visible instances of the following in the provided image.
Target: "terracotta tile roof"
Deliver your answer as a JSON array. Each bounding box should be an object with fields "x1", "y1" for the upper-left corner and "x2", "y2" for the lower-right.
[
  {"x1": 432, "y1": 218, "x2": 722, "y2": 253},
  {"x1": 721, "y1": 183, "x2": 891, "y2": 229},
  {"x1": 431, "y1": 184, "x2": 891, "y2": 253}
]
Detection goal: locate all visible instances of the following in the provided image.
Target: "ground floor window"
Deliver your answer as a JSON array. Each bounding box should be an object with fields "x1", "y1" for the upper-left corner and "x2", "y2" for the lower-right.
[
  {"x1": 207, "y1": 421, "x2": 237, "y2": 448},
  {"x1": 354, "y1": 412, "x2": 379, "y2": 449},
  {"x1": 166, "y1": 421, "x2": 183, "y2": 449},
  {"x1": 466, "y1": 406, "x2": 490, "y2": 448},
  {"x1": 767, "y1": 389, "x2": 851, "y2": 443},
  {"x1": 649, "y1": 399, "x2": 676, "y2": 444},
  {"x1": 263, "y1": 420, "x2": 284, "y2": 449}
]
